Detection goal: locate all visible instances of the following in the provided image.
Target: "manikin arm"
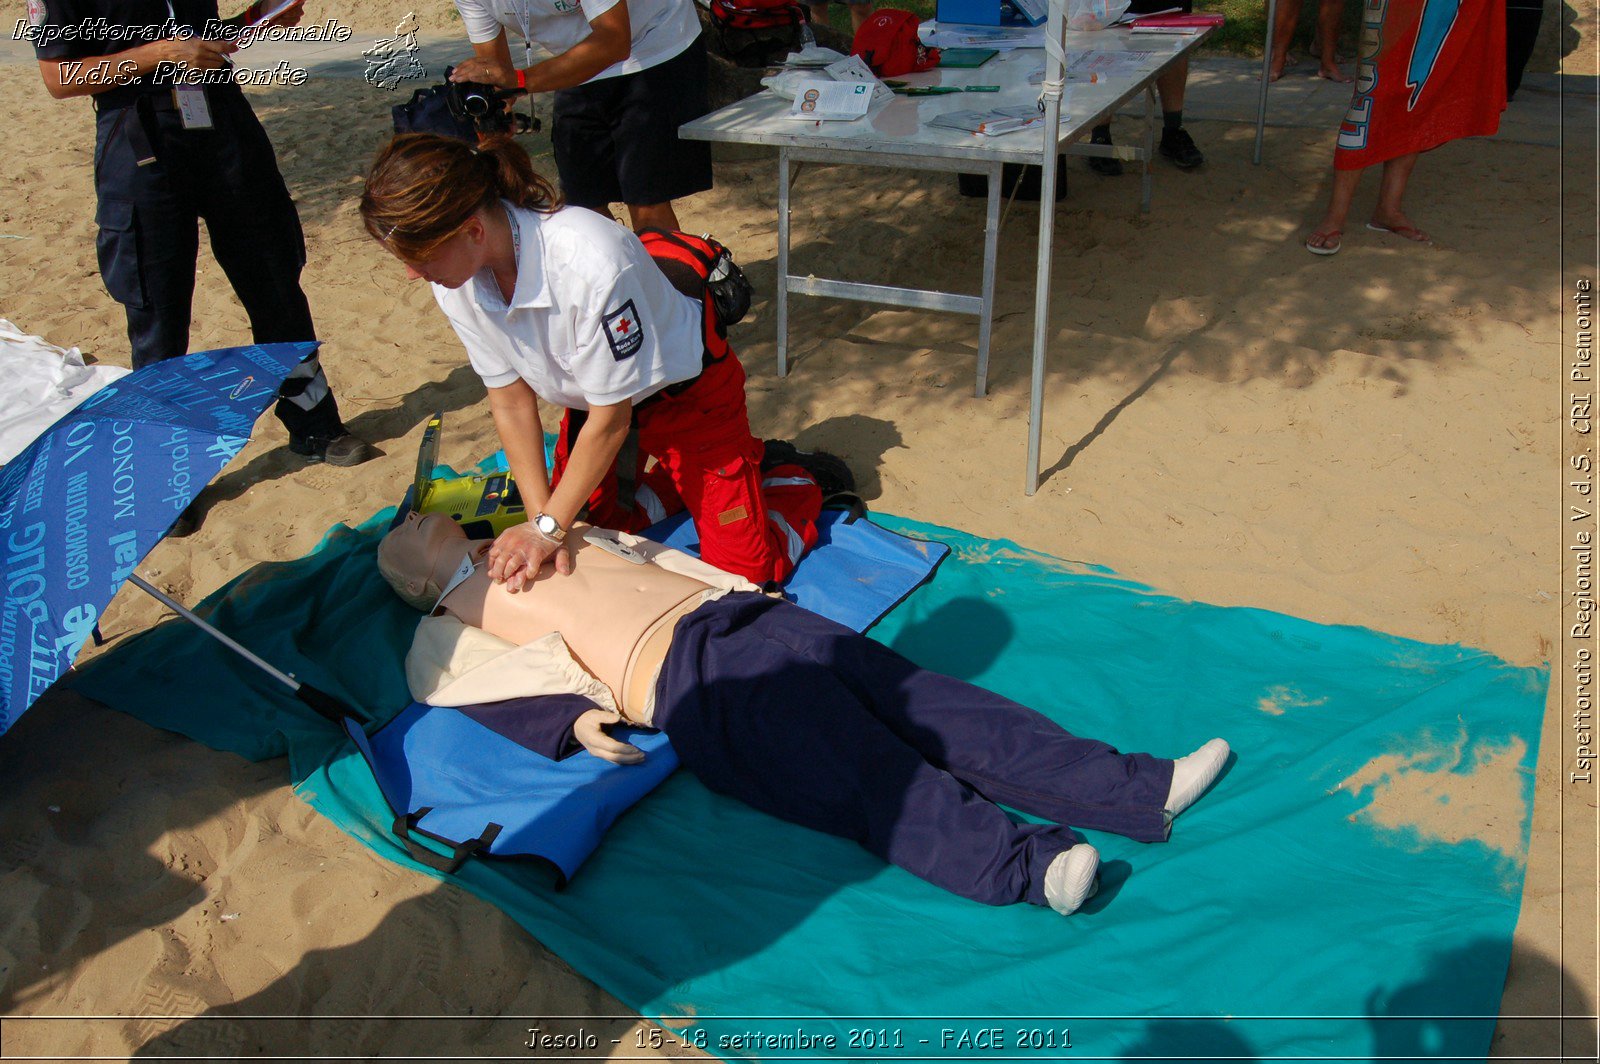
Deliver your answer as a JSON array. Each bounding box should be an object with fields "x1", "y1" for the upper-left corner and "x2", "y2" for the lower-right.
[{"x1": 454, "y1": 693, "x2": 643, "y2": 764}]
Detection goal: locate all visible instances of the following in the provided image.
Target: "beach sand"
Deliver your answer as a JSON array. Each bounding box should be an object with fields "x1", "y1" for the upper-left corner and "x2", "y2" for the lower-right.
[{"x1": 0, "y1": 12, "x2": 1595, "y2": 1059}]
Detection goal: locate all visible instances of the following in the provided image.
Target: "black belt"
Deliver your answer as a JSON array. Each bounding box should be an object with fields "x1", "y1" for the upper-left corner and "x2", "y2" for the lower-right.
[
  {"x1": 633, "y1": 347, "x2": 721, "y2": 414},
  {"x1": 96, "y1": 85, "x2": 235, "y2": 168},
  {"x1": 94, "y1": 85, "x2": 181, "y2": 114}
]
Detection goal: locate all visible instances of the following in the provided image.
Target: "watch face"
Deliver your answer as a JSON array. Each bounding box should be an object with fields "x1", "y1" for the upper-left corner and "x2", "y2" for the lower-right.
[{"x1": 536, "y1": 514, "x2": 560, "y2": 536}]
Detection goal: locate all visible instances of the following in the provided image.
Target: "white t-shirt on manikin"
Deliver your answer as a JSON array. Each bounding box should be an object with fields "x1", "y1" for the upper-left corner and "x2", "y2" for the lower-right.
[
  {"x1": 434, "y1": 202, "x2": 705, "y2": 410},
  {"x1": 452, "y1": 0, "x2": 701, "y2": 81}
]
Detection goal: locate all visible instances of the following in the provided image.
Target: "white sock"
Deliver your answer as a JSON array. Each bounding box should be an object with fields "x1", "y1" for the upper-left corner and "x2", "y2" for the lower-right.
[
  {"x1": 1164, "y1": 738, "x2": 1230, "y2": 819},
  {"x1": 1043, "y1": 845, "x2": 1100, "y2": 915}
]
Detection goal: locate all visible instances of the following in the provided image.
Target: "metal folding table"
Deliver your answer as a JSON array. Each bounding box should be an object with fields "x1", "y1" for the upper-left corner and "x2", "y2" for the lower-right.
[{"x1": 681, "y1": 25, "x2": 1212, "y2": 493}]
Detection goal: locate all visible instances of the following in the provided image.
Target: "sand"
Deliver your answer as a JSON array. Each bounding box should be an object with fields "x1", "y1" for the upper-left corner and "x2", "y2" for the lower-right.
[{"x1": 0, "y1": 10, "x2": 1596, "y2": 1059}]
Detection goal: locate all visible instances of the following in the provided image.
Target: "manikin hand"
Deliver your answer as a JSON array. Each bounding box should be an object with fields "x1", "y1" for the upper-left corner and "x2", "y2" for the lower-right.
[
  {"x1": 574, "y1": 708, "x2": 645, "y2": 765},
  {"x1": 488, "y1": 522, "x2": 571, "y2": 591}
]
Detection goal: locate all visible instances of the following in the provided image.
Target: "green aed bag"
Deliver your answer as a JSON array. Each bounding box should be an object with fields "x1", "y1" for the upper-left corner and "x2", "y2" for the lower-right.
[{"x1": 406, "y1": 413, "x2": 528, "y2": 539}]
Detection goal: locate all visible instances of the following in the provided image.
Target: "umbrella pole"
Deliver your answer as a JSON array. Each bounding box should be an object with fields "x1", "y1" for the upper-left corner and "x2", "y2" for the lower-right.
[{"x1": 127, "y1": 573, "x2": 356, "y2": 723}]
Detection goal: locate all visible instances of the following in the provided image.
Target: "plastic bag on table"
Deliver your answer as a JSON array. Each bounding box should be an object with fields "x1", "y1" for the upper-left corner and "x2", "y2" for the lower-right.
[{"x1": 1066, "y1": 0, "x2": 1131, "y2": 30}]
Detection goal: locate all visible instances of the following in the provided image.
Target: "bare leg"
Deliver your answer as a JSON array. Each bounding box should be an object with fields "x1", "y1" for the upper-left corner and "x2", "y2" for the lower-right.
[
  {"x1": 1270, "y1": 0, "x2": 1304, "y2": 81},
  {"x1": 849, "y1": 2, "x2": 874, "y2": 33},
  {"x1": 1368, "y1": 152, "x2": 1428, "y2": 241},
  {"x1": 807, "y1": 1, "x2": 830, "y2": 27},
  {"x1": 1155, "y1": 60, "x2": 1187, "y2": 111},
  {"x1": 1315, "y1": 0, "x2": 1352, "y2": 81},
  {"x1": 626, "y1": 201, "x2": 681, "y2": 232},
  {"x1": 1306, "y1": 165, "x2": 1362, "y2": 252}
]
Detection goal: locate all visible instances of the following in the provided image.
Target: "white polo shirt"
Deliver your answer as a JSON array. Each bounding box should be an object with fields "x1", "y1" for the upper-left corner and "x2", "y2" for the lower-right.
[
  {"x1": 453, "y1": 0, "x2": 701, "y2": 82},
  {"x1": 434, "y1": 202, "x2": 705, "y2": 410}
]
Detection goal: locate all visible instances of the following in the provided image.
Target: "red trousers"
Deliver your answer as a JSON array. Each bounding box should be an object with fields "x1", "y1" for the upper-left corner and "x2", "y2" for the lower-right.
[{"x1": 552, "y1": 352, "x2": 821, "y2": 585}]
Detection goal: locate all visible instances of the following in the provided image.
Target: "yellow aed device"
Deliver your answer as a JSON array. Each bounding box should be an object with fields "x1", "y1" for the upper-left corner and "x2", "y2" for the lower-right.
[{"x1": 404, "y1": 412, "x2": 528, "y2": 540}]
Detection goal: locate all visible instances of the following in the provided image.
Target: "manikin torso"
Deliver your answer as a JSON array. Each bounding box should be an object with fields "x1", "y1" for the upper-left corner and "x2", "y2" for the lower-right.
[{"x1": 435, "y1": 532, "x2": 713, "y2": 713}]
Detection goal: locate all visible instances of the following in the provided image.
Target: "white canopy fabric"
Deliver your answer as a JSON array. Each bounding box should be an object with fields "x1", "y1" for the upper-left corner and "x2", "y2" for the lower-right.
[{"x1": 0, "y1": 319, "x2": 129, "y2": 466}]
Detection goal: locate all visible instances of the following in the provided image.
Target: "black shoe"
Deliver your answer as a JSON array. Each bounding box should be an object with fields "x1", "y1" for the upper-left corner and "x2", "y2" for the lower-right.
[
  {"x1": 1159, "y1": 127, "x2": 1204, "y2": 170},
  {"x1": 760, "y1": 439, "x2": 857, "y2": 497},
  {"x1": 288, "y1": 429, "x2": 377, "y2": 467},
  {"x1": 1088, "y1": 128, "x2": 1123, "y2": 176},
  {"x1": 820, "y1": 490, "x2": 868, "y2": 523}
]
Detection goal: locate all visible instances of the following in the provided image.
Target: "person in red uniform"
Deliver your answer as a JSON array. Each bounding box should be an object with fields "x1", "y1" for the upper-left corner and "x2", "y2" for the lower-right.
[{"x1": 359, "y1": 133, "x2": 840, "y2": 587}]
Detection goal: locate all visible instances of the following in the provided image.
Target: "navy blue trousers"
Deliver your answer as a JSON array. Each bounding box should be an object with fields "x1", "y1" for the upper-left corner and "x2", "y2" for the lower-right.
[
  {"x1": 654, "y1": 594, "x2": 1174, "y2": 907},
  {"x1": 92, "y1": 87, "x2": 342, "y2": 438}
]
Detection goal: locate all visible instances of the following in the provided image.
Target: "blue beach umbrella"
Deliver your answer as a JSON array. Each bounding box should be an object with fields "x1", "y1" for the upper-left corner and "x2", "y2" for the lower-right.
[{"x1": 0, "y1": 342, "x2": 354, "y2": 738}]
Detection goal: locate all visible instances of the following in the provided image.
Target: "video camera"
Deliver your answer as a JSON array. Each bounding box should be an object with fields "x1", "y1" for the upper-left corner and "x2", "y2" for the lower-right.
[{"x1": 392, "y1": 66, "x2": 540, "y2": 143}]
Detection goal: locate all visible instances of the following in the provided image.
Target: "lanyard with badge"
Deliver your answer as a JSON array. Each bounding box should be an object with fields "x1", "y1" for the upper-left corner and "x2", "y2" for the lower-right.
[{"x1": 167, "y1": 0, "x2": 214, "y2": 129}]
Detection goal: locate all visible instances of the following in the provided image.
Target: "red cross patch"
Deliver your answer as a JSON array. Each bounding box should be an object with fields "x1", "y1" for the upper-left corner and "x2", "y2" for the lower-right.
[{"x1": 603, "y1": 299, "x2": 644, "y2": 361}]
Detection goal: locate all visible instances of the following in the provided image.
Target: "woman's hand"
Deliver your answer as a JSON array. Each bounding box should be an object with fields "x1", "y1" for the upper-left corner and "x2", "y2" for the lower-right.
[{"x1": 487, "y1": 521, "x2": 571, "y2": 591}]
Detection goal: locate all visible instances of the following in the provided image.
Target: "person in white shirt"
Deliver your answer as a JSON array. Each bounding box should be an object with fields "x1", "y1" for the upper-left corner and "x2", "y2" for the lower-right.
[
  {"x1": 446, "y1": 0, "x2": 712, "y2": 232},
  {"x1": 361, "y1": 133, "x2": 829, "y2": 591}
]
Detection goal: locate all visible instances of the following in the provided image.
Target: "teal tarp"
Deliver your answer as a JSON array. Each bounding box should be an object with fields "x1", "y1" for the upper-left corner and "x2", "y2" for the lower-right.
[{"x1": 70, "y1": 514, "x2": 1547, "y2": 1063}]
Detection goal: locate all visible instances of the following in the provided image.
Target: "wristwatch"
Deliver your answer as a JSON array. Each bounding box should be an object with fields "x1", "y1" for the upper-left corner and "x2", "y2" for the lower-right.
[{"x1": 532, "y1": 512, "x2": 566, "y2": 544}]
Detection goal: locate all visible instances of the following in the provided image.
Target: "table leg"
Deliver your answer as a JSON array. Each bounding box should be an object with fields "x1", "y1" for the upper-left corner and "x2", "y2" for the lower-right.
[
  {"x1": 975, "y1": 160, "x2": 1002, "y2": 398},
  {"x1": 1141, "y1": 85, "x2": 1156, "y2": 214},
  {"x1": 776, "y1": 148, "x2": 792, "y2": 378}
]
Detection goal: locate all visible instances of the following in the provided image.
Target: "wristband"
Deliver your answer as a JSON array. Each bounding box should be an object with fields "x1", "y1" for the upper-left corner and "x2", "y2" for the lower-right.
[{"x1": 515, "y1": 67, "x2": 527, "y2": 91}]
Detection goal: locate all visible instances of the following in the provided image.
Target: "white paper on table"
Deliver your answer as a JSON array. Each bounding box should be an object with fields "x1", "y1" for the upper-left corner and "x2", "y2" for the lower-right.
[
  {"x1": 1063, "y1": 50, "x2": 1155, "y2": 81},
  {"x1": 1008, "y1": 0, "x2": 1049, "y2": 24},
  {"x1": 787, "y1": 79, "x2": 874, "y2": 121},
  {"x1": 822, "y1": 55, "x2": 894, "y2": 105},
  {"x1": 928, "y1": 103, "x2": 1047, "y2": 136}
]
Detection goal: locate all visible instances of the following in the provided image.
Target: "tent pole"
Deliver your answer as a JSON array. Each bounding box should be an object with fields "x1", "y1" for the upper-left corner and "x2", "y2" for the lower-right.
[
  {"x1": 1254, "y1": 0, "x2": 1278, "y2": 164},
  {"x1": 1027, "y1": 0, "x2": 1069, "y2": 495}
]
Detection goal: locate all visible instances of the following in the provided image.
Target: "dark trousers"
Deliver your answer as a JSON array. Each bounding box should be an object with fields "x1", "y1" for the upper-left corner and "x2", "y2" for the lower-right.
[
  {"x1": 654, "y1": 594, "x2": 1174, "y2": 907},
  {"x1": 92, "y1": 88, "x2": 342, "y2": 438},
  {"x1": 1505, "y1": 0, "x2": 1543, "y2": 98}
]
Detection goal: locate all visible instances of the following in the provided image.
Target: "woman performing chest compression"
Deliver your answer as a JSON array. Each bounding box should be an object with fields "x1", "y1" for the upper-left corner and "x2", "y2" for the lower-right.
[{"x1": 361, "y1": 134, "x2": 853, "y2": 591}]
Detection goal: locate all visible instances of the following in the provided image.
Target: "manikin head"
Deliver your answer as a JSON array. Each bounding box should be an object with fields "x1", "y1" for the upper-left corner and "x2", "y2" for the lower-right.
[{"x1": 377, "y1": 512, "x2": 487, "y2": 611}]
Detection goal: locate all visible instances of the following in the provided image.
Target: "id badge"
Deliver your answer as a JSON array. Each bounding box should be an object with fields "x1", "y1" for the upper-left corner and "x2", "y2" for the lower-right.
[{"x1": 173, "y1": 86, "x2": 214, "y2": 130}]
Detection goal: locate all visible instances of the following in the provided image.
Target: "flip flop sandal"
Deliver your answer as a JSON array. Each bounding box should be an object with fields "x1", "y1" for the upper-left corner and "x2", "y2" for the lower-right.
[
  {"x1": 1366, "y1": 221, "x2": 1431, "y2": 243},
  {"x1": 1305, "y1": 229, "x2": 1342, "y2": 256}
]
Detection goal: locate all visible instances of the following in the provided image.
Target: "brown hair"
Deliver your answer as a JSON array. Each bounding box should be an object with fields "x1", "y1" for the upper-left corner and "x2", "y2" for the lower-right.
[{"x1": 359, "y1": 133, "x2": 562, "y2": 262}]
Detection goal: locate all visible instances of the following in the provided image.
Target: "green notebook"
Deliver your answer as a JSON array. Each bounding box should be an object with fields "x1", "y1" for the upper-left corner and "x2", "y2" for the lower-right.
[{"x1": 938, "y1": 47, "x2": 998, "y2": 68}]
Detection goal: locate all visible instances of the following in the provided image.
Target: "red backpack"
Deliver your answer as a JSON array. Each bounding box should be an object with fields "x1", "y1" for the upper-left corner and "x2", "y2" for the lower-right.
[
  {"x1": 636, "y1": 228, "x2": 752, "y2": 367},
  {"x1": 851, "y1": 9, "x2": 939, "y2": 78},
  {"x1": 708, "y1": 0, "x2": 811, "y2": 67},
  {"x1": 709, "y1": 0, "x2": 808, "y2": 31}
]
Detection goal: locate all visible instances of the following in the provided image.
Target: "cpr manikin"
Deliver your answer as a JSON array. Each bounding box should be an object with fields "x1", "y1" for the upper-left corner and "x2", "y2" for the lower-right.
[{"x1": 379, "y1": 513, "x2": 1232, "y2": 916}]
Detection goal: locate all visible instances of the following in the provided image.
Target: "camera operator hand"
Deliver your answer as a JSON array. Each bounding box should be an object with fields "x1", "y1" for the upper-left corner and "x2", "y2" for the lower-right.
[
  {"x1": 449, "y1": 56, "x2": 520, "y2": 91},
  {"x1": 259, "y1": 0, "x2": 306, "y2": 27},
  {"x1": 158, "y1": 35, "x2": 239, "y2": 70}
]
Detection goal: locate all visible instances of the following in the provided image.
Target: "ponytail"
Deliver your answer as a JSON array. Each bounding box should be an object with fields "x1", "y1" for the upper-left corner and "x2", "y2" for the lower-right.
[{"x1": 360, "y1": 133, "x2": 562, "y2": 261}]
